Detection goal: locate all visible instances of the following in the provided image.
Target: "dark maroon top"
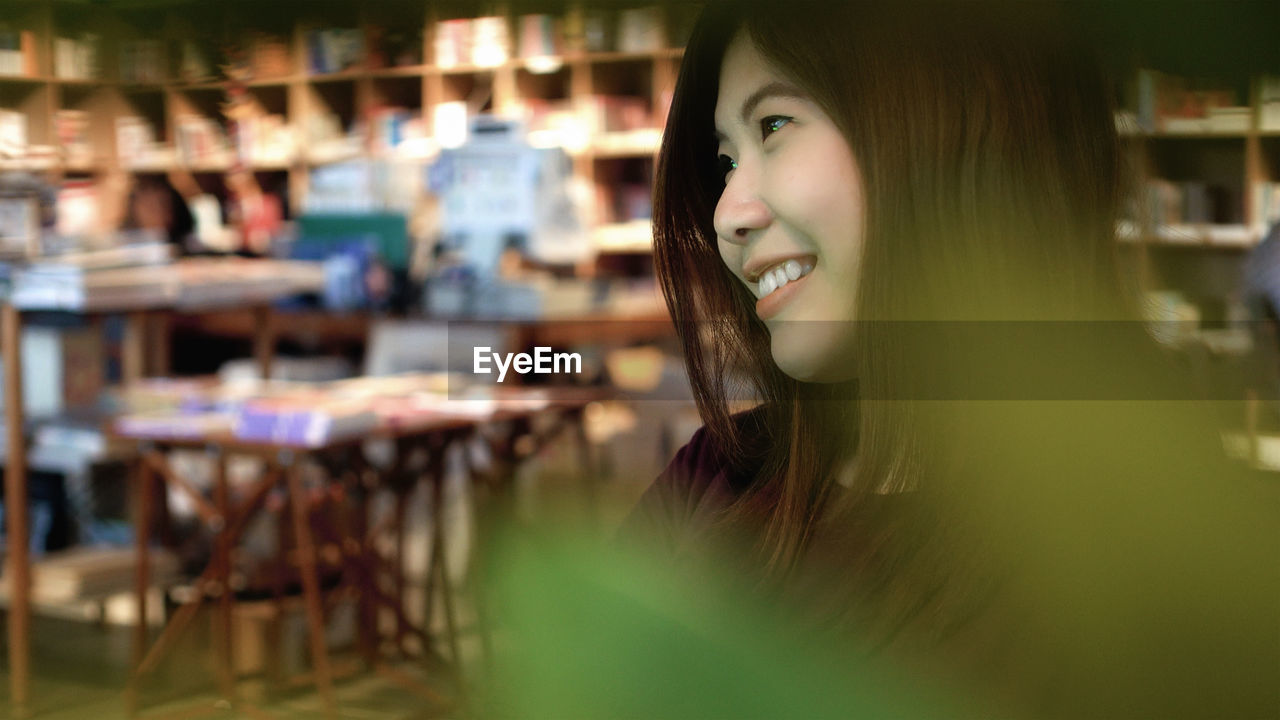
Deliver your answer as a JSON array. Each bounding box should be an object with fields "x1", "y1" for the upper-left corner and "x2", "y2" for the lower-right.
[
  {"x1": 621, "y1": 408, "x2": 763, "y2": 557},
  {"x1": 620, "y1": 404, "x2": 1280, "y2": 719}
]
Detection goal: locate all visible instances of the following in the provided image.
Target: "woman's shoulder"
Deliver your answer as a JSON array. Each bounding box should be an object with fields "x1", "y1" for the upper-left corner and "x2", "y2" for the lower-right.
[{"x1": 619, "y1": 405, "x2": 768, "y2": 552}]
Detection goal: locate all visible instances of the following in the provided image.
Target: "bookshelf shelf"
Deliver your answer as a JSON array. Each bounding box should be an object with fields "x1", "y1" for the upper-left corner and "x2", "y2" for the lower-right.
[
  {"x1": 307, "y1": 69, "x2": 373, "y2": 84},
  {"x1": 245, "y1": 76, "x2": 299, "y2": 88},
  {"x1": 365, "y1": 65, "x2": 428, "y2": 79},
  {"x1": 53, "y1": 77, "x2": 105, "y2": 87},
  {"x1": 583, "y1": 49, "x2": 682, "y2": 64},
  {"x1": 431, "y1": 64, "x2": 501, "y2": 76},
  {"x1": 1150, "y1": 131, "x2": 1252, "y2": 140}
]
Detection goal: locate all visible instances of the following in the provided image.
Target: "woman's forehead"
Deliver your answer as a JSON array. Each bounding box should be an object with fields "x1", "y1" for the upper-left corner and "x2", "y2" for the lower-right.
[{"x1": 716, "y1": 35, "x2": 803, "y2": 128}]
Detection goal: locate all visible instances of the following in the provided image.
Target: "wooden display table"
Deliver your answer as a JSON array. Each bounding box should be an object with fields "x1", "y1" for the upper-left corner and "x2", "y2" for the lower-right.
[{"x1": 109, "y1": 384, "x2": 605, "y2": 719}]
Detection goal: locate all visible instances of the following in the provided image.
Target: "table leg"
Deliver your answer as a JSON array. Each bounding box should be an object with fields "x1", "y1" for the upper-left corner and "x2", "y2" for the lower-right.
[
  {"x1": 428, "y1": 433, "x2": 463, "y2": 671},
  {"x1": 3, "y1": 304, "x2": 30, "y2": 718},
  {"x1": 122, "y1": 311, "x2": 147, "y2": 384},
  {"x1": 211, "y1": 448, "x2": 236, "y2": 703},
  {"x1": 571, "y1": 407, "x2": 598, "y2": 525},
  {"x1": 284, "y1": 456, "x2": 337, "y2": 719},
  {"x1": 392, "y1": 484, "x2": 409, "y2": 656},
  {"x1": 127, "y1": 450, "x2": 154, "y2": 718},
  {"x1": 252, "y1": 305, "x2": 276, "y2": 380}
]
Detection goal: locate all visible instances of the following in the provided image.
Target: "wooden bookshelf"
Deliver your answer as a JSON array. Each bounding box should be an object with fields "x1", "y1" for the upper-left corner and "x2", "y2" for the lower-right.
[{"x1": 0, "y1": 0, "x2": 685, "y2": 254}]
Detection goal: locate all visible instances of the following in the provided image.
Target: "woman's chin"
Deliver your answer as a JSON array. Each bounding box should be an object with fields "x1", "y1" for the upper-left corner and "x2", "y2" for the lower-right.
[{"x1": 769, "y1": 325, "x2": 857, "y2": 383}]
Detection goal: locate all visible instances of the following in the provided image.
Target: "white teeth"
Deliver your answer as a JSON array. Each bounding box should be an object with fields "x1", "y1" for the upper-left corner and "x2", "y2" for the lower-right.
[
  {"x1": 784, "y1": 259, "x2": 802, "y2": 281},
  {"x1": 759, "y1": 272, "x2": 776, "y2": 297},
  {"x1": 754, "y1": 258, "x2": 815, "y2": 300}
]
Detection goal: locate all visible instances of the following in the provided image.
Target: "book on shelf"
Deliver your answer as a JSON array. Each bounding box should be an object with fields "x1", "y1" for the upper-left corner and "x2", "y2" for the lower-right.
[
  {"x1": 434, "y1": 17, "x2": 509, "y2": 68},
  {"x1": 367, "y1": 107, "x2": 419, "y2": 155},
  {"x1": 307, "y1": 28, "x2": 366, "y2": 74},
  {"x1": 1261, "y1": 76, "x2": 1280, "y2": 132},
  {"x1": 1146, "y1": 180, "x2": 1244, "y2": 228},
  {"x1": 365, "y1": 25, "x2": 423, "y2": 69},
  {"x1": 0, "y1": 193, "x2": 39, "y2": 259},
  {"x1": 55, "y1": 110, "x2": 91, "y2": 165},
  {"x1": 177, "y1": 39, "x2": 215, "y2": 82},
  {"x1": 0, "y1": 29, "x2": 35, "y2": 76},
  {"x1": 1255, "y1": 182, "x2": 1280, "y2": 234},
  {"x1": 617, "y1": 6, "x2": 664, "y2": 53},
  {"x1": 119, "y1": 39, "x2": 166, "y2": 84},
  {"x1": 580, "y1": 8, "x2": 615, "y2": 52},
  {"x1": 1135, "y1": 68, "x2": 1247, "y2": 134},
  {"x1": 578, "y1": 95, "x2": 653, "y2": 135},
  {"x1": 0, "y1": 110, "x2": 26, "y2": 158},
  {"x1": 115, "y1": 116, "x2": 155, "y2": 163},
  {"x1": 176, "y1": 115, "x2": 233, "y2": 167},
  {"x1": 518, "y1": 14, "x2": 561, "y2": 59},
  {"x1": 54, "y1": 180, "x2": 99, "y2": 239},
  {"x1": 470, "y1": 17, "x2": 509, "y2": 67},
  {"x1": 54, "y1": 34, "x2": 99, "y2": 80},
  {"x1": 247, "y1": 32, "x2": 292, "y2": 79},
  {"x1": 434, "y1": 19, "x2": 470, "y2": 68},
  {"x1": 233, "y1": 113, "x2": 294, "y2": 166}
]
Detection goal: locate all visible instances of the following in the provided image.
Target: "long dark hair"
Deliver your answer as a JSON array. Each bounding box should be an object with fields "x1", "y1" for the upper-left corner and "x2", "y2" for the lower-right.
[{"x1": 654, "y1": 1, "x2": 1133, "y2": 586}]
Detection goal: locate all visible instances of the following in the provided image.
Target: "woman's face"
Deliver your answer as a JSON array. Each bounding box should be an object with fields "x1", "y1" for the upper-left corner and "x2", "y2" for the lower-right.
[{"x1": 713, "y1": 33, "x2": 865, "y2": 383}]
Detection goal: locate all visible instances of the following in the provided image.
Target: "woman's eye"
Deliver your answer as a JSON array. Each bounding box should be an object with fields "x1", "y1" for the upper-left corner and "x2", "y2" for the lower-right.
[
  {"x1": 760, "y1": 115, "x2": 792, "y2": 140},
  {"x1": 717, "y1": 154, "x2": 738, "y2": 180}
]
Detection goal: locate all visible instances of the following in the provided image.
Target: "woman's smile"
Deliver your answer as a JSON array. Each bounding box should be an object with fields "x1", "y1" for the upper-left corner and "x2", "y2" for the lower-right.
[{"x1": 753, "y1": 257, "x2": 816, "y2": 319}]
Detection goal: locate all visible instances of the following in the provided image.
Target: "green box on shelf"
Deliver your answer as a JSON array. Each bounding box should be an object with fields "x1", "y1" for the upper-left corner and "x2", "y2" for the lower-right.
[{"x1": 295, "y1": 213, "x2": 409, "y2": 271}]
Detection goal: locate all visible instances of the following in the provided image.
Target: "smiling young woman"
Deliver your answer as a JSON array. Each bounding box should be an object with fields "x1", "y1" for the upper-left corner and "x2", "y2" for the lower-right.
[{"x1": 620, "y1": 1, "x2": 1279, "y2": 717}]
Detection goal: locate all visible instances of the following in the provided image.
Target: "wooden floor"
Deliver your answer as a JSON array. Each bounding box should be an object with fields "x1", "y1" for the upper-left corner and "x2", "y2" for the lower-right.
[{"x1": 0, "y1": 612, "x2": 460, "y2": 719}]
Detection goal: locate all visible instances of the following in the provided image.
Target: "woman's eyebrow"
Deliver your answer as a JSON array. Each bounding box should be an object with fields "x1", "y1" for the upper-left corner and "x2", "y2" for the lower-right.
[
  {"x1": 738, "y1": 81, "x2": 808, "y2": 124},
  {"x1": 714, "y1": 81, "x2": 808, "y2": 142}
]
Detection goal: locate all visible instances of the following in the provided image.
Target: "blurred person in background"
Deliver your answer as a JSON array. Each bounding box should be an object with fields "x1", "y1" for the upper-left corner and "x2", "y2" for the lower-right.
[{"x1": 122, "y1": 173, "x2": 194, "y2": 252}]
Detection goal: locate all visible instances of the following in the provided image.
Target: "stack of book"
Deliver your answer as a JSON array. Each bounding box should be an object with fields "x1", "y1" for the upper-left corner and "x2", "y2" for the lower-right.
[
  {"x1": 235, "y1": 392, "x2": 378, "y2": 446},
  {"x1": 10, "y1": 243, "x2": 175, "y2": 310},
  {"x1": 11, "y1": 254, "x2": 324, "y2": 312}
]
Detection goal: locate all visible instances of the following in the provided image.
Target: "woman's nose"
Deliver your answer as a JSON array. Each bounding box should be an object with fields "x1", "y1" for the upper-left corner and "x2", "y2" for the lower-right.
[{"x1": 713, "y1": 169, "x2": 772, "y2": 245}]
